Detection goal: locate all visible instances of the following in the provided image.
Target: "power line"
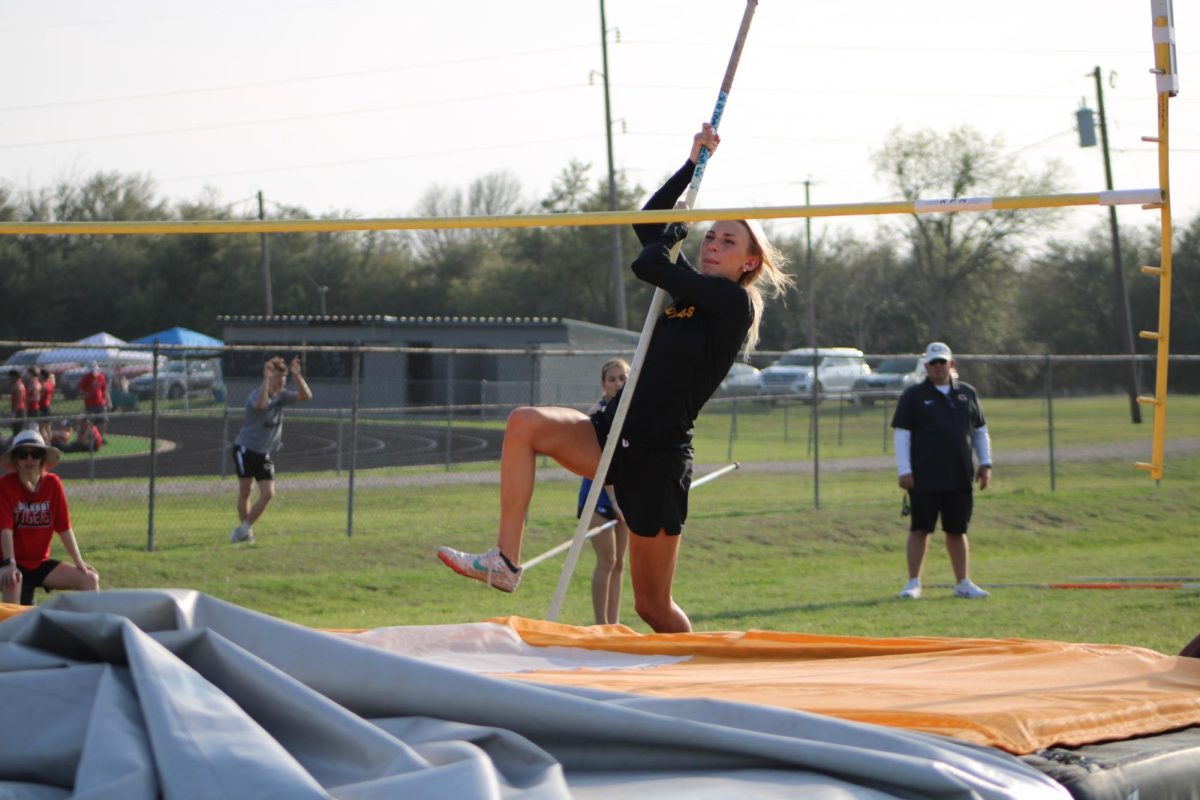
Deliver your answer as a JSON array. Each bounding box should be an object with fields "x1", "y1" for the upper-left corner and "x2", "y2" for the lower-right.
[
  {"x1": 612, "y1": 81, "x2": 1148, "y2": 102},
  {"x1": 158, "y1": 134, "x2": 598, "y2": 185},
  {"x1": 0, "y1": 83, "x2": 589, "y2": 150},
  {"x1": 0, "y1": 44, "x2": 595, "y2": 114},
  {"x1": 1, "y1": 0, "x2": 406, "y2": 33}
]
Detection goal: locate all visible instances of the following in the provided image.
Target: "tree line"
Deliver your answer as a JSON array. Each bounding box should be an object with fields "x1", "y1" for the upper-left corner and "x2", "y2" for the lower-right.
[{"x1": 1, "y1": 126, "x2": 1196, "y2": 388}]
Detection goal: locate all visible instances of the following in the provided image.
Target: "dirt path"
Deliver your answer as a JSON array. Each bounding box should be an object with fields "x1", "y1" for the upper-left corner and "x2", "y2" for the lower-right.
[
  {"x1": 68, "y1": 436, "x2": 1198, "y2": 500},
  {"x1": 732, "y1": 437, "x2": 1200, "y2": 475}
]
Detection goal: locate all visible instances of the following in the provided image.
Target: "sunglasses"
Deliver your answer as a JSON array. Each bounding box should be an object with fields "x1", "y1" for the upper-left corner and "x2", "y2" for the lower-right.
[
  {"x1": 927, "y1": 359, "x2": 948, "y2": 366},
  {"x1": 12, "y1": 448, "x2": 43, "y2": 461}
]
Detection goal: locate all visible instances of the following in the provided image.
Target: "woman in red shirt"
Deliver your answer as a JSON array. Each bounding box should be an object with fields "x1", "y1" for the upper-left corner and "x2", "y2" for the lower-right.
[
  {"x1": 0, "y1": 430, "x2": 100, "y2": 606},
  {"x1": 6, "y1": 369, "x2": 25, "y2": 438},
  {"x1": 37, "y1": 369, "x2": 55, "y2": 442},
  {"x1": 24, "y1": 368, "x2": 42, "y2": 420}
]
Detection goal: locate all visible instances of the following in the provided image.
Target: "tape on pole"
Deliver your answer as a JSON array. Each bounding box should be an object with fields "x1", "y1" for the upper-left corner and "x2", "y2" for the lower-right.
[{"x1": 1100, "y1": 188, "x2": 1164, "y2": 206}]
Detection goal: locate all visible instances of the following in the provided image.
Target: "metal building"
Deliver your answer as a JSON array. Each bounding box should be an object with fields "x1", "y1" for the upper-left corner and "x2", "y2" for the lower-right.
[{"x1": 218, "y1": 315, "x2": 639, "y2": 413}]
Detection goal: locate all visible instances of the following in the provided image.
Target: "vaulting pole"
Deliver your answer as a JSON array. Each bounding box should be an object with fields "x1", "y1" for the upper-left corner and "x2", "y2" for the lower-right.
[{"x1": 547, "y1": 0, "x2": 759, "y2": 621}]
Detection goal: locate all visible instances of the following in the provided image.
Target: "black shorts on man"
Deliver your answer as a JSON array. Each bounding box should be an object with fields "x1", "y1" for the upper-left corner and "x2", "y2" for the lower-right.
[
  {"x1": 591, "y1": 406, "x2": 693, "y2": 537},
  {"x1": 232, "y1": 445, "x2": 276, "y2": 482},
  {"x1": 84, "y1": 405, "x2": 108, "y2": 426},
  {"x1": 908, "y1": 488, "x2": 973, "y2": 535}
]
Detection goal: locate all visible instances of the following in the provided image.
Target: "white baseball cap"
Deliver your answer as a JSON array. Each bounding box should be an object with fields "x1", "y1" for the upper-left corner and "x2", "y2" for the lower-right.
[{"x1": 923, "y1": 342, "x2": 953, "y2": 364}]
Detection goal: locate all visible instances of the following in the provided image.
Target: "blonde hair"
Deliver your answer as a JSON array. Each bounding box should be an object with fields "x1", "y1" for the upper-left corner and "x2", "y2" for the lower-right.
[
  {"x1": 600, "y1": 357, "x2": 629, "y2": 383},
  {"x1": 736, "y1": 220, "x2": 794, "y2": 354}
]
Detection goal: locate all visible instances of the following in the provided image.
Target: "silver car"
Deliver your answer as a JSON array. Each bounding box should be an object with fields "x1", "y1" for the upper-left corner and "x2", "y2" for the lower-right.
[{"x1": 852, "y1": 356, "x2": 925, "y2": 406}]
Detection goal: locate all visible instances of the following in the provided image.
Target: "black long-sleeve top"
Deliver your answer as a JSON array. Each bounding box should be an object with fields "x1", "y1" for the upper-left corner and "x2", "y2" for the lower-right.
[{"x1": 611, "y1": 161, "x2": 754, "y2": 449}]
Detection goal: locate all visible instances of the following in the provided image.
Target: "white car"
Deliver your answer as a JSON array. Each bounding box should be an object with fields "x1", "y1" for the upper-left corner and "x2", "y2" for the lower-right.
[
  {"x1": 758, "y1": 347, "x2": 870, "y2": 399},
  {"x1": 1, "y1": 349, "x2": 79, "y2": 379}
]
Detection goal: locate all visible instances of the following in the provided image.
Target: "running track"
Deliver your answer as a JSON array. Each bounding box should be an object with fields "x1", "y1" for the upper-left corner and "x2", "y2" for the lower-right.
[{"x1": 51, "y1": 415, "x2": 507, "y2": 480}]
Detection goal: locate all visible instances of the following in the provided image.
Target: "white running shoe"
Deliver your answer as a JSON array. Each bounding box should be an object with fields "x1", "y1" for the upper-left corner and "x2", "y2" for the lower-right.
[
  {"x1": 229, "y1": 523, "x2": 254, "y2": 543},
  {"x1": 954, "y1": 578, "x2": 989, "y2": 599},
  {"x1": 437, "y1": 546, "x2": 521, "y2": 593},
  {"x1": 898, "y1": 578, "x2": 922, "y2": 599}
]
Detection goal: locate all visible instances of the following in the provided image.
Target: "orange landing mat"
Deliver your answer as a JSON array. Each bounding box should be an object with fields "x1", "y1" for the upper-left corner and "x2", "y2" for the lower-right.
[{"x1": 493, "y1": 617, "x2": 1200, "y2": 755}]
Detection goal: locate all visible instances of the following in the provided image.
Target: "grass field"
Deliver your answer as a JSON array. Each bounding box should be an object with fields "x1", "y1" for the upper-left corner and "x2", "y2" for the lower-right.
[{"x1": 43, "y1": 394, "x2": 1200, "y2": 656}]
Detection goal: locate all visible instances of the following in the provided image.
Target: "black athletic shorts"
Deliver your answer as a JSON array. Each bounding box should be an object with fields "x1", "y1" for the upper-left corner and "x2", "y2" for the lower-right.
[
  {"x1": 908, "y1": 488, "x2": 973, "y2": 535},
  {"x1": 18, "y1": 558, "x2": 60, "y2": 606},
  {"x1": 591, "y1": 408, "x2": 693, "y2": 537},
  {"x1": 84, "y1": 404, "x2": 108, "y2": 426},
  {"x1": 232, "y1": 445, "x2": 276, "y2": 482}
]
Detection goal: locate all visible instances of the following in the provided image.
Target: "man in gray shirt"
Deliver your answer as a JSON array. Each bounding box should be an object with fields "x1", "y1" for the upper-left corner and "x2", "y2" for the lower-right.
[{"x1": 230, "y1": 356, "x2": 312, "y2": 543}]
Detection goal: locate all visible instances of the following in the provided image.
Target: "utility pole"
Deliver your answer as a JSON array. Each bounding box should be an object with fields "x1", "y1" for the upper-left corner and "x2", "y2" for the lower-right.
[
  {"x1": 804, "y1": 180, "x2": 814, "y2": 348},
  {"x1": 599, "y1": 0, "x2": 626, "y2": 329},
  {"x1": 805, "y1": 179, "x2": 819, "y2": 511},
  {"x1": 1089, "y1": 66, "x2": 1142, "y2": 423},
  {"x1": 257, "y1": 190, "x2": 273, "y2": 317}
]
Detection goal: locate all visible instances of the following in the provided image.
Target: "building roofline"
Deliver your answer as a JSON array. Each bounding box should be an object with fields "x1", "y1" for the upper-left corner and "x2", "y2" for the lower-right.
[{"x1": 217, "y1": 314, "x2": 564, "y2": 325}]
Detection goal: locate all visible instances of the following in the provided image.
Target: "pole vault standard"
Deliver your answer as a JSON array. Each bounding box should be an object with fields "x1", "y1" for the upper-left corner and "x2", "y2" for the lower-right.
[
  {"x1": 522, "y1": 463, "x2": 739, "y2": 571},
  {"x1": 546, "y1": 0, "x2": 759, "y2": 622},
  {"x1": 1134, "y1": 0, "x2": 1179, "y2": 483}
]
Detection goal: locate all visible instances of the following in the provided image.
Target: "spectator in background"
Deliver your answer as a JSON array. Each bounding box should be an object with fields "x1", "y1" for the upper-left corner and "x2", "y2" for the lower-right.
[
  {"x1": 24, "y1": 369, "x2": 42, "y2": 432},
  {"x1": 0, "y1": 430, "x2": 100, "y2": 606},
  {"x1": 47, "y1": 418, "x2": 72, "y2": 448},
  {"x1": 6, "y1": 370, "x2": 26, "y2": 438},
  {"x1": 112, "y1": 373, "x2": 132, "y2": 412},
  {"x1": 37, "y1": 369, "x2": 55, "y2": 442},
  {"x1": 77, "y1": 362, "x2": 110, "y2": 434},
  {"x1": 580, "y1": 358, "x2": 631, "y2": 625},
  {"x1": 59, "y1": 417, "x2": 103, "y2": 454},
  {"x1": 229, "y1": 356, "x2": 312, "y2": 544}
]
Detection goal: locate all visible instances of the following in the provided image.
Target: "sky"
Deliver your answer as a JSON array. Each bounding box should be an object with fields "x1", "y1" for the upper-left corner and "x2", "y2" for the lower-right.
[{"x1": 0, "y1": 0, "x2": 1195, "y2": 246}]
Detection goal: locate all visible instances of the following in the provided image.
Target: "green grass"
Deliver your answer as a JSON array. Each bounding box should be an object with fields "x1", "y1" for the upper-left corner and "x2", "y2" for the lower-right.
[{"x1": 42, "y1": 394, "x2": 1200, "y2": 656}]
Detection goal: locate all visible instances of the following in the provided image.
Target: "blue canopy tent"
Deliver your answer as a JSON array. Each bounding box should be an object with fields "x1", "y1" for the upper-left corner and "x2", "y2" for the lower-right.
[{"x1": 131, "y1": 327, "x2": 223, "y2": 353}]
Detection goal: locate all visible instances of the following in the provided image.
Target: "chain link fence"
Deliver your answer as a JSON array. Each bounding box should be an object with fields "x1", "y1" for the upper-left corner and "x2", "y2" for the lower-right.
[{"x1": 2, "y1": 340, "x2": 1195, "y2": 553}]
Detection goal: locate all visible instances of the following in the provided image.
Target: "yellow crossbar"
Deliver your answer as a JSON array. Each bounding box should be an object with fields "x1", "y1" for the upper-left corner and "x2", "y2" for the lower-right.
[{"x1": 0, "y1": 189, "x2": 1163, "y2": 237}]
